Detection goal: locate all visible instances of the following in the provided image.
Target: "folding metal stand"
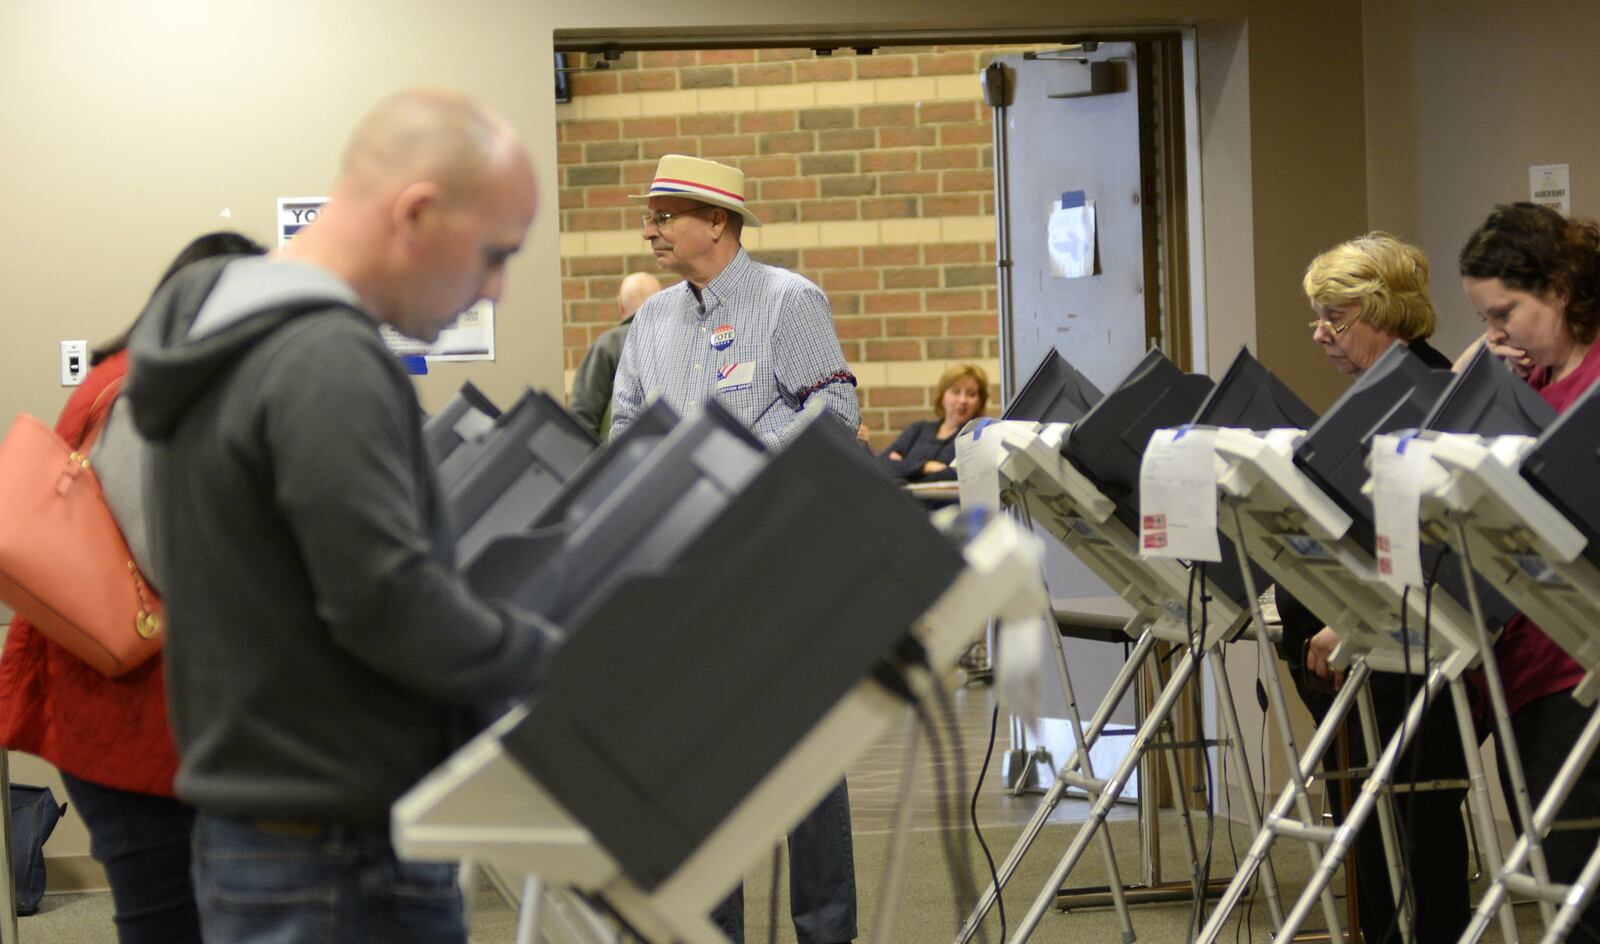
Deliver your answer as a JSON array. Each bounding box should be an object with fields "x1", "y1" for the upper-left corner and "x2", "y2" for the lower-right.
[
  {"x1": 393, "y1": 515, "x2": 1048, "y2": 944},
  {"x1": 459, "y1": 858, "x2": 620, "y2": 944},
  {"x1": 0, "y1": 750, "x2": 19, "y2": 944},
  {"x1": 1422, "y1": 432, "x2": 1600, "y2": 943},
  {"x1": 1544, "y1": 838, "x2": 1600, "y2": 944},
  {"x1": 949, "y1": 421, "x2": 1285, "y2": 944},
  {"x1": 1192, "y1": 428, "x2": 1515, "y2": 944}
]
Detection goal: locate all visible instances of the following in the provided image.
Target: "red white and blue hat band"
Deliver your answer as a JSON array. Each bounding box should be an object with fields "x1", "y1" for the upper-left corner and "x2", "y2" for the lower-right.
[{"x1": 648, "y1": 176, "x2": 745, "y2": 203}]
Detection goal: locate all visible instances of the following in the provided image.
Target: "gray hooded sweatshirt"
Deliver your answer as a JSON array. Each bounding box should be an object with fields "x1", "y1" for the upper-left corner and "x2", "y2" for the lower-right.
[{"x1": 125, "y1": 255, "x2": 555, "y2": 827}]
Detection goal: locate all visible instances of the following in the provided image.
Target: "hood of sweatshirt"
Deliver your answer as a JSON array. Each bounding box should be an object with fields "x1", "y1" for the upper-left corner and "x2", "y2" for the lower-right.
[{"x1": 125, "y1": 255, "x2": 362, "y2": 441}]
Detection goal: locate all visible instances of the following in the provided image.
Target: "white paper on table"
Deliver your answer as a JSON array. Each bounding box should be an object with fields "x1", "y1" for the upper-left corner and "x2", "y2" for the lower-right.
[
  {"x1": 1138, "y1": 427, "x2": 1221, "y2": 562},
  {"x1": 1371, "y1": 433, "x2": 1431, "y2": 590},
  {"x1": 955, "y1": 420, "x2": 1005, "y2": 514},
  {"x1": 1047, "y1": 199, "x2": 1096, "y2": 278}
]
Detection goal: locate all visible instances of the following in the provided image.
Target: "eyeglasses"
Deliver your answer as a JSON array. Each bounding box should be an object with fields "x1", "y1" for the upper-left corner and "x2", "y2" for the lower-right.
[
  {"x1": 640, "y1": 207, "x2": 712, "y2": 228},
  {"x1": 1307, "y1": 316, "x2": 1356, "y2": 337}
]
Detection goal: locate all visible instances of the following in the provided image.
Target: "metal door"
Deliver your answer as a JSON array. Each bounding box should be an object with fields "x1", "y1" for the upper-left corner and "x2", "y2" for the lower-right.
[
  {"x1": 990, "y1": 42, "x2": 1161, "y2": 402},
  {"x1": 986, "y1": 42, "x2": 1167, "y2": 736}
]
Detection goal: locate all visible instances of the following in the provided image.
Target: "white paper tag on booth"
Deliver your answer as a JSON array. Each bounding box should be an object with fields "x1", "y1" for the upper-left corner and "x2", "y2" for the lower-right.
[
  {"x1": 1371, "y1": 433, "x2": 1430, "y2": 590},
  {"x1": 955, "y1": 419, "x2": 1005, "y2": 514},
  {"x1": 1139, "y1": 427, "x2": 1221, "y2": 561}
]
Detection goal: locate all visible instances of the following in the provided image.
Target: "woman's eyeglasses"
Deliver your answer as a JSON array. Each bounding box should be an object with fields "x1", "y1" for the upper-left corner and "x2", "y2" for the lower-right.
[{"x1": 1308, "y1": 316, "x2": 1356, "y2": 337}]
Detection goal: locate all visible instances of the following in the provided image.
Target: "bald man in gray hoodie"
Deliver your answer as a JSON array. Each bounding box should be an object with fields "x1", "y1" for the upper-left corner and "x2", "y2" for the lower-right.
[{"x1": 125, "y1": 89, "x2": 555, "y2": 944}]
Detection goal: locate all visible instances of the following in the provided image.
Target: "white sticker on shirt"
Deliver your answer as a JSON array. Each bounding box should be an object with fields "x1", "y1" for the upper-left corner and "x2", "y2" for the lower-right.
[{"x1": 716, "y1": 360, "x2": 756, "y2": 394}]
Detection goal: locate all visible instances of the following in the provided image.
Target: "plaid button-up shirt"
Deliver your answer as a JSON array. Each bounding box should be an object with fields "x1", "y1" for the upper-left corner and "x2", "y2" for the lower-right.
[{"x1": 610, "y1": 249, "x2": 859, "y2": 448}]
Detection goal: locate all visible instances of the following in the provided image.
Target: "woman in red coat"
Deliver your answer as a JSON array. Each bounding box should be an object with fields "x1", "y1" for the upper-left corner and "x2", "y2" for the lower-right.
[{"x1": 0, "y1": 231, "x2": 264, "y2": 943}]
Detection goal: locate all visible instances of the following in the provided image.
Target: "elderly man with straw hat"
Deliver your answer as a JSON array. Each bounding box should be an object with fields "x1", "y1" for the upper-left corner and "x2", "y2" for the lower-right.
[{"x1": 610, "y1": 154, "x2": 860, "y2": 944}]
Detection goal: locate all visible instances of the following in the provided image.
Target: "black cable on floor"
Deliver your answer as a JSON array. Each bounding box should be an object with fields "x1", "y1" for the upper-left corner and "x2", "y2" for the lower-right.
[
  {"x1": 1188, "y1": 562, "x2": 1217, "y2": 942},
  {"x1": 971, "y1": 703, "x2": 1008, "y2": 943},
  {"x1": 1237, "y1": 647, "x2": 1268, "y2": 944}
]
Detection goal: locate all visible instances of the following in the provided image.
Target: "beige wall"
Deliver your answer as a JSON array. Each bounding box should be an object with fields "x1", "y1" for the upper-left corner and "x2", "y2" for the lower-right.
[
  {"x1": 0, "y1": 0, "x2": 565, "y2": 424},
  {"x1": 1364, "y1": 0, "x2": 1600, "y2": 363},
  {"x1": 0, "y1": 0, "x2": 1367, "y2": 420},
  {"x1": 1, "y1": 0, "x2": 1370, "y2": 865}
]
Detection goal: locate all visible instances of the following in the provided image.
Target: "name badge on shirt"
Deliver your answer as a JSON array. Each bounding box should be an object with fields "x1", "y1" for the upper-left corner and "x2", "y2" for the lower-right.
[
  {"x1": 716, "y1": 361, "x2": 756, "y2": 394},
  {"x1": 710, "y1": 323, "x2": 735, "y2": 351}
]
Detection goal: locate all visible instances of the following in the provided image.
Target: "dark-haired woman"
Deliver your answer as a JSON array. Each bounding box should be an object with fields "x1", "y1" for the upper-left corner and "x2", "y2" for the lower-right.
[
  {"x1": 1460, "y1": 201, "x2": 1600, "y2": 942},
  {"x1": 0, "y1": 231, "x2": 266, "y2": 944}
]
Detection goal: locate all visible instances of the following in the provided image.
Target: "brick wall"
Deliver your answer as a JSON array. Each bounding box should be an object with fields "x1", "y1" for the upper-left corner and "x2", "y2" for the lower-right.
[{"x1": 556, "y1": 45, "x2": 1017, "y2": 449}]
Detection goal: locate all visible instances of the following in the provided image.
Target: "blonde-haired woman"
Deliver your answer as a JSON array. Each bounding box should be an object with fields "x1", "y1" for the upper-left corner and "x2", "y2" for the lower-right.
[
  {"x1": 1283, "y1": 231, "x2": 1468, "y2": 944},
  {"x1": 1302, "y1": 231, "x2": 1449, "y2": 376},
  {"x1": 879, "y1": 363, "x2": 989, "y2": 481}
]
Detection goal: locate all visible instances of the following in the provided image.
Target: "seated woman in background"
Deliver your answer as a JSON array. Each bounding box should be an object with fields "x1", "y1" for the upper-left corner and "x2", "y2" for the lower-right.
[{"x1": 878, "y1": 363, "x2": 988, "y2": 482}]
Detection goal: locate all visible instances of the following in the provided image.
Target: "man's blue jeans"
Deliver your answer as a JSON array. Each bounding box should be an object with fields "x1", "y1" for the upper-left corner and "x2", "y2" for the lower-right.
[
  {"x1": 190, "y1": 813, "x2": 465, "y2": 944},
  {"x1": 713, "y1": 779, "x2": 857, "y2": 944}
]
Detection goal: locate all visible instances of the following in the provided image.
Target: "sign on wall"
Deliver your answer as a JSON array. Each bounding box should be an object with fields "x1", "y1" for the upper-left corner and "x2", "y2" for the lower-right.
[
  {"x1": 1529, "y1": 164, "x2": 1572, "y2": 216},
  {"x1": 275, "y1": 196, "x2": 495, "y2": 362}
]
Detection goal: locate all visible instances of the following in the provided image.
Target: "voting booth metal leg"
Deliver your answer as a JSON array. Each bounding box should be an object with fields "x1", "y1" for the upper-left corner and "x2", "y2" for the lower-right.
[
  {"x1": 517, "y1": 874, "x2": 545, "y2": 944},
  {"x1": 1005, "y1": 644, "x2": 1214, "y2": 944},
  {"x1": 1004, "y1": 501, "x2": 1056, "y2": 799},
  {"x1": 1053, "y1": 653, "x2": 1238, "y2": 913},
  {"x1": 1043, "y1": 607, "x2": 1138, "y2": 942},
  {"x1": 1353, "y1": 680, "x2": 1415, "y2": 941},
  {"x1": 1449, "y1": 515, "x2": 1558, "y2": 930},
  {"x1": 955, "y1": 629, "x2": 1157, "y2": 944},
  {"x1": 1225, "y1": 505, "x2": 1347, "y2": 940},
  {"x1": 466, "y1": 859, "x2": 619, "y2": 944},
  {"x1": 870, "y1": 713, "x2": 922, "y2": 944},
  {"x1": 1462, "y1": 701, "x2": 1600, "y2": 944},
  {"x1": 0, "y1": 751, "x2": 18, "y2": 944},
  {"x1": 1195, "y1": 657, "x2": 1372, "y2": 944},
  {"x1": 1204, "y1": 639, "x2": 1288, "y2": 932},
  {"x1": 1540, "y1": 836, "x2": 1600, "y2": 944},
  {"x1": 1152, "y1": 651, "x2": 1203, "y2": 886},
  {"x1": 1266, "y1": 667, "x2": 1452, "y2": 944}
]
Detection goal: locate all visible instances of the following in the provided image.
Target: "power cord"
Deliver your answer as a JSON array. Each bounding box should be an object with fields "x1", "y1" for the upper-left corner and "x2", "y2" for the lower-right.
[
  {"x1": 971, "y1": 704, "x2": 1008, "y2": 943},
  {"x1": 1187, "y1": 562, "x2": 1218, "y2": 941},
  {"x1": 1376, "y1": 547, "x2": 1443, "y2": 944}
]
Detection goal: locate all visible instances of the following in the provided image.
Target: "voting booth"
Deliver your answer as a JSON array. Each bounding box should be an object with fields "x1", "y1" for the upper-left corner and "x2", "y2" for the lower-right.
[
  {"x1": 956, "y1": 348, "x2": 1292, "y2": 944},
  {"x1": 394, "y1": 408, "x2": 1050, "y2": 944},
  {"x1": 1191, "y1": 345, "x2": 1520, "y2": 944}
]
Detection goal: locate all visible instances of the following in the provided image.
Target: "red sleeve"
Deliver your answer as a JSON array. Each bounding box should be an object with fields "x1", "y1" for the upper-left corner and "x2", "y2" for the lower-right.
[{"x1": 54, "y1": 350, "x2": 130, "y2": 449}]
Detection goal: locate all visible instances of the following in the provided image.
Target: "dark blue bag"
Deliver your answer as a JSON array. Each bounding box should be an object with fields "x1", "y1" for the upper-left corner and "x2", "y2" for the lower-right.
[{"x1": 9, "y1": 784, "x2": 66, "y2": 915}]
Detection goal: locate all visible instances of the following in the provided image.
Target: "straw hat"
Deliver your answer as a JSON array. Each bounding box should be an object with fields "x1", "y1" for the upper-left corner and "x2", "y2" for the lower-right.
[{"x1": 630, "y1": 154, "x2": 763, "y2": 228}]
